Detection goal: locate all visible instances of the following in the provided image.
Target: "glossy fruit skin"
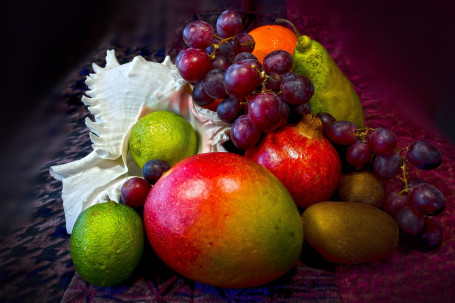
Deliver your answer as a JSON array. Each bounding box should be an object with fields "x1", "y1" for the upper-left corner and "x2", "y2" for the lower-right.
[
  {"x1": 235, "y1": 33, "x2": 255, "y2": 53},
  {"x1": 183, "y1": 21, "x2": 214, "y2": 49},
  {"x1": 263, "y1": 50, "x2": 293, "y2": 74},
  {"x1": 121, "y1": 177, "x2": 151, "y2": 208},
  {"x1": 192, "y1": 81, "x2": 215, "y2": 106},
  {"x1": 224, "y1": 62, "x2": 261, "y2": 99},
  {"x1": 216, "y1": 10, "x2": 243, "y2": 38},
  {"x1": 406, "y1": 140, "x2": 442, "y2": 170},
  {"x1": 395, "y1": 206, "x2": 425, "y2": 235},
  {"x1": 245, "y1": 115, "x2": 342, "y2": 208},
  {"x1": 248, "y1": 92, "x2": 283, "y2": 132},
  {"x1": 323, "y1": 121, "x2": 357, "y2": 145},
  {"x1": 142, "y1": 159, "x2": 171, "y2": 184},
  {"x1": 144, "y1": 153, "x2": 303, "y2": 288},
  {"x1": 249, "y1": 25, "x2": 297, "y2": 63},
  {"x1": 230, "y1": 115, "x2": 262, "y2": 150},
  {"x1": 176, "y1": 48, "x2": 211, "y2": 82},
  {"x1": 409, "y1": 183, "x2": 446, "y2": 215}
]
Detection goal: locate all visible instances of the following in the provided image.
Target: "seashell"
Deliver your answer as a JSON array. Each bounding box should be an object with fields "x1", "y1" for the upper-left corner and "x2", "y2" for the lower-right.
[{"x1": 50, "y1": 50, "x2": 231, "y2": 233}]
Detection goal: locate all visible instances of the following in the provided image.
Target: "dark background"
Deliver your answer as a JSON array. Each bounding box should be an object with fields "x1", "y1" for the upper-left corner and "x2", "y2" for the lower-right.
[
  {"x1": 1, "y1": 0, "x2": 454, "y2": 212},
  {"x1": 2, "y1": 0, "x2": 455, "y2": 145}
]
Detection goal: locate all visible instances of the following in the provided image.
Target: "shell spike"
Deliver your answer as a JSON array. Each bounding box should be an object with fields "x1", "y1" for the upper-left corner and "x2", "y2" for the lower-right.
[
  {"x1": 92, "y1": 63, "x2": 103, "y2": 74},
  {"x1": 105, "y1": 50, "x2": 120, "y2": 69},
  {"x1": 162, "y1": 56, "x2": 174, "y2": 68}
]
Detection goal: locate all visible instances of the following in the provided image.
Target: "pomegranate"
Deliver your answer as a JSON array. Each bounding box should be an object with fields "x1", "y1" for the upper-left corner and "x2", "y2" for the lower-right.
[{"x1": 245, "y1": 114, "x2": 342, "y2": 208}]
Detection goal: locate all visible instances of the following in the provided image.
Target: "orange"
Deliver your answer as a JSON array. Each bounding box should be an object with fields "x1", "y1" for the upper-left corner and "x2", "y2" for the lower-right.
[{"x1": 249, "y1": 25, "x2": 298, "y2": 63}]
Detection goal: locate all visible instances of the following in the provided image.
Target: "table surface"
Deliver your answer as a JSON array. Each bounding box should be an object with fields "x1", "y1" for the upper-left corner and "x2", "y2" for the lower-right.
[{"x1": 1, "y1": 7, "x2": 455, "y2": 303}]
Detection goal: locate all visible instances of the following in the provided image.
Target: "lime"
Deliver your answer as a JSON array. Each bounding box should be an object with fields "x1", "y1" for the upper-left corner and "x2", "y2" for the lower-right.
[
  {"x1": 128, "y1": 111, "x2": 198, "y2": 169},
  {"x1": 70, "y1": 201, "x2": 144, "y2": 287}
]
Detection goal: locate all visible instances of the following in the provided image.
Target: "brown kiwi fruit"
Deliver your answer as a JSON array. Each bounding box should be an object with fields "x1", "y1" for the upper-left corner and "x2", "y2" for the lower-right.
[
  {"x1": 338, "y1": 171, "x2": 385, "y2": 207},
  {"x1": 302, "y1": 201, "x2": 399, "y2": 264}
]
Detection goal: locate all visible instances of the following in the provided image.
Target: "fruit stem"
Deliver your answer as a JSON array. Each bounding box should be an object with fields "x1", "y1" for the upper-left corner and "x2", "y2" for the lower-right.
[
  {"x1": 209, "y1": 35, "x2": 236, "y2": 59},
  {"x1": 355, "y1": 127, "x2": 375, "y2": 143},
  {"x1": 275, "y1": 18, "x2": 300, "y2": 37},
  {"x1": 398, "y1": 147, "x2": 410, "y2": 195},
  {"x1": 296, "y1": 113, "x2": 323, "y2": 139}
]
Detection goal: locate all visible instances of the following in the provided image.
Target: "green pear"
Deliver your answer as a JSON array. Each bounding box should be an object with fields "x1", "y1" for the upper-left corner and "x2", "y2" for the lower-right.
[{"x1": 286, "y1": 22, "x2": 364, "y2": 127}]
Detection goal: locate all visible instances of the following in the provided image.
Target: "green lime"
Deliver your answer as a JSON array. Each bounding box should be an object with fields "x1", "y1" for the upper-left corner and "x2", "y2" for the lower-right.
[
  {"x1": 70, "y1": 201, "x2": 144, "y2": 287},
  {"x1": 128, "y1": 111, "x2": 198, "y2": 169}
]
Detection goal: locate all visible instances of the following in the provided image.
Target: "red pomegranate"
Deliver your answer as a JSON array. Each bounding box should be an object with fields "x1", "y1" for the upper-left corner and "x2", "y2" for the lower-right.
[{"x1": 245, "y1": 114, "x2": 342, "y2": 208}]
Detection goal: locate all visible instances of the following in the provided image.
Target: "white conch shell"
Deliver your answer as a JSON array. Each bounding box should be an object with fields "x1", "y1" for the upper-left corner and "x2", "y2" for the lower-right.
[{"x1": 50, "y1": 50, "x2": 231, "y2": 233}]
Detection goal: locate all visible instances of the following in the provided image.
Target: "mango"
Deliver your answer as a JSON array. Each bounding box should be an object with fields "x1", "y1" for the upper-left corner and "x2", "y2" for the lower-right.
[{"x1": 302, "y1": 201, "x2": 399, "y2": 264}]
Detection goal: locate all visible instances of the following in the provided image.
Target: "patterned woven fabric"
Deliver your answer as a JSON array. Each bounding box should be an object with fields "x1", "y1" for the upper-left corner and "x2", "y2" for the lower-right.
[{"x1": 1, "y1": 5, "x2": 454, "y2": 303}]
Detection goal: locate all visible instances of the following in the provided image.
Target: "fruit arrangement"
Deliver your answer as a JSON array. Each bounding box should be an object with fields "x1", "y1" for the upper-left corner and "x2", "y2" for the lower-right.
[{"x1": 50, "y1": 9, "x2": 447, "y2": 288}]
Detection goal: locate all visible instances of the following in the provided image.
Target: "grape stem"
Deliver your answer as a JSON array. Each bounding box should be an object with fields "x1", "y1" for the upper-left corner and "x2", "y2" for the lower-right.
[
  {"x1": 355, "y1": 127, "x2": 375, "y2": 143},
  {"x1": 398, "y1": 147, "x2": 410, "y2": 195},
  {"x1": 258, "y1": 72, "x2": 281, "y2": 94},
  {"x1": 209, "y1": 34, "x2": 236, "y2": 59}
]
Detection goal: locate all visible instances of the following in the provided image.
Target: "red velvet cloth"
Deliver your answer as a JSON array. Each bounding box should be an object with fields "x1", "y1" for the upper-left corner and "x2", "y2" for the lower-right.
[{"x1": 286, "y1": 8, "x2": 455, "y2": 303}]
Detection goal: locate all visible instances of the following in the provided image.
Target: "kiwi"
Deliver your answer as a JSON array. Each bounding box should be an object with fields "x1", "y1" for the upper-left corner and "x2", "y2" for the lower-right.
[
  {"x1": 338, "y1": 171, "x2": 385, "y2": 207},
  {"x1": 302, "y1": 202, "x2": 399, "y2": 264}
]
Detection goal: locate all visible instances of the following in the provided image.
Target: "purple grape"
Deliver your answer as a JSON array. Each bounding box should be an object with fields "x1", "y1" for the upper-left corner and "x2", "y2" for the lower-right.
[
  {"x1": 229, "y1": 39, "x2": 241, "y2": 56},
  {"x1": 234, "y1": 52, "x2": 257, "y2": 63},
  {"x1": 421, "y1": 217, "x2": 442, "y2": 250},
  {"x1": 183, "y1": 21, "x2": 214, "y2": 49},
  {"x1": 218, "y1": 41, "x2": 234, "y2": 58},
  {"x1": 294, "y1": 102, "x2": 312, "y2": 117},
  {"x1": 278, "y1": 100, "x2": 290, "y2": 128},
  {"x1": 175, "y1": 51, "x2": 184, "y2": 65},
  {"x1": 248, "y1": 92, "x2": 283, "y2": 132},
  {"x1": 367, "y1": 127, "x2": 397, "y2": 155},
  {"x1": 216, "y1": 10, "x2": 243, "y2": 38},
  {"x1": 192, "y1": 81, "x2": 215, "y2": 106},
  {"x1": 346, "y1": 140, "x2": 372, "y2": 170},
  {"x1": 224, "y1": 62, "x2": 261, "y2": 99},
  {"x1": 281, "y1": 75, "x2": 314, "y2": 105},
  {"x1": 206, "y1": 38, "x2": 235, "y2": 59},
  {"x1": 406, "y1": 140, "x2": 442, "y2": 170},
  {"x1": 231, "y1": 115, "x2": 262, "y2": 150},
  {"x1": 263, "y1": 50, "x2": 293, "y2": 74},
  {"x1": 323, "y1": 121, "x2": 357, "y2": 145},
  {"x1": 121, "y1": 177, "x2": 151, "y2": 208},
  {"x1": 235, "y1": 33, "x2": 255, "y2": 53},
  {"x1": 281, "y1": 72, "x2": 297, "y2": 81},
  {"x1": 216, "y1": 97, "x2": 243, "y2": 123},
  {"x1": 142, "y1": 160, "x2": 171, "y2": 184},
  {"x1": 383, "y1": 192, "x2": 410, "y2": 216},
  {"x1": 406, "y1": 178, "x2": 426, "y2": 189},
  {"x1": 264, "y1": 73, "x2": 282, "y2": 91},
  {"x1": 409, "y1": 183, "x2": 446, "y2": 215},
  {"x1": 373, "y1": 151, "x2": 402, "y2": 179},
  {"x1": 241, "y1": 58, "x2": 264, "y2": 72},
  {"x1": 202, "y1": 69, "x2": 227, "y2": 99},
  {"x1": 395, "y1": 205, "x2": 425, "y2": 235},
  {"x1": 211, "y1": 54, "x2": 231, "y2": 69},
  {"x1": 176, "y1": 48, "x2": 211, "y2": 82},
  {"x1": 316, "y1": 112, "x2": 336, "y2": 130}
]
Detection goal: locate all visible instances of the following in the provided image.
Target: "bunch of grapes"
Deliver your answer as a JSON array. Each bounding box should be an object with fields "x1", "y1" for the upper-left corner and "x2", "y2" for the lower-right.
[
  {"x1": 176, "y1": 10, "x2": 315, "y2": 150},
  {"x1": 323, "y1": 118, "x2": 445, "y2": 250}
]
